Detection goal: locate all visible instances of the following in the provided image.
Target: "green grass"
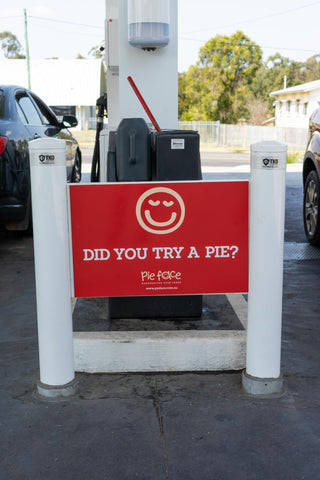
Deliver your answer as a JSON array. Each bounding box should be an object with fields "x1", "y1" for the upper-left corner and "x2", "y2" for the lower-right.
[
  {"x1": 287, "y1": 151, "x2": 302, "y2": 164},
  {"x1": 233, "y1": 148, "x2": 247, "y2": 153}
]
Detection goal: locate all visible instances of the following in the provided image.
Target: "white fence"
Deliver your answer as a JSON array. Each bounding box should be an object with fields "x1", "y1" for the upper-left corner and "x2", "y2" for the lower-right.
[{"x1": 179, "y1": 122, "x2": 308, "y2": 150}]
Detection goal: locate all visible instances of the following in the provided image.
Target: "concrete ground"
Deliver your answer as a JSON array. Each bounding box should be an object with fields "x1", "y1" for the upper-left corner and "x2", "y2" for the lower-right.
[{"x1": 1, "y1": 155, "x2": 320, "y2": 479}]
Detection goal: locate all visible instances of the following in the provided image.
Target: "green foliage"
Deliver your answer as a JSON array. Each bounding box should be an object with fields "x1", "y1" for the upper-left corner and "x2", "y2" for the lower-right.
[
  {"x1": 179, "y1": 66, "x2": 210, "y2": 120},
  {"x1": 250, "y1": 53, "x2": 305, "y2": 113},
  {"x1": 179, "y1": 32, "x2": 320, "y2": 124},
  {"x1": 180, "y1": 31, "x2": 263, "y2": 123},
  {"x1": 287, "y1": 151, "x2": 301, "y2": 164},
  {"x1": 299, "y1": 54, "x2": 320, "y2": 83},
  {"x1": 0, "y1": 31, "x2": 25, "y2": 59}
]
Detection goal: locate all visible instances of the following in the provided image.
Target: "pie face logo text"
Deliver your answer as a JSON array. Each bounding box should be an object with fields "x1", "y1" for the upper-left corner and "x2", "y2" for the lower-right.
[{"x1": 136, "y1": 187, "x2": 185, "y2": 234}]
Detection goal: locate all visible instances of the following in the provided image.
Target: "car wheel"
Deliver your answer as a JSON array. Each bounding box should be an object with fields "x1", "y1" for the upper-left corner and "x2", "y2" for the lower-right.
[
  {"x1": 303, "y1": 170, "x2": 320, "y2": 245},
  {"x1": 71, "y1": 151, "x2": 82, "y2": 183}
]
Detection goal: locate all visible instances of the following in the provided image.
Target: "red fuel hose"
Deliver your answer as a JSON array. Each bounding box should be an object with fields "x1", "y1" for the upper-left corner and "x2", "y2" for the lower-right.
[{"x1": 127, "y1": 76, "x2": 162, "y2": 132}]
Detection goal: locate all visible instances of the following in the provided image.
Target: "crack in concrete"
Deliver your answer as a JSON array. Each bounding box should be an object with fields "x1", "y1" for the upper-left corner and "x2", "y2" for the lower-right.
[{"x1": 153, "y1": 378, "x2": 169, "y2": 480}]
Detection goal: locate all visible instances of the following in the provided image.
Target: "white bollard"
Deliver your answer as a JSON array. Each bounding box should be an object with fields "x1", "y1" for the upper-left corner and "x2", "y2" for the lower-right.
[
  {"x1": 29, "y1": 138, "x2": 77, "y2": 398},
  {"x1": 242, "y1": 141, "x2": 287, "y2": 396}
]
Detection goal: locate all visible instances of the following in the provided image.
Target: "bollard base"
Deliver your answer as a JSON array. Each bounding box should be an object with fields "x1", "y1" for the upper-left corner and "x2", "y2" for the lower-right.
[
  {"x1": 242, "y1": 370, "x2": 284, "y2": 397},
  {"x1": 37, "y1": 377, "x2": 78, "y2": 400}
]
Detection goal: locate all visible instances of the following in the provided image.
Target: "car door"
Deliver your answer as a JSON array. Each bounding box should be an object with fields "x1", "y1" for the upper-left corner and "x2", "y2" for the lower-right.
[
  {"x1": 30, "y1": 92, "x2": 76, "y2": 179},
  {"x1": 15, "y1": 91, "x2": 74, "y2": 178},
  {"x1": 0, "y1": 89, "x2": 30, "y2": 205},
  {"x1": 15, "y1": 91, "x2": 48, "y2": 140}
]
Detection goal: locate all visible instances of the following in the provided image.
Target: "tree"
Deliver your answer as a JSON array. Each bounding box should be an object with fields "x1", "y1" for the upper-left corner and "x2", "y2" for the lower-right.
[
  {"x1": 250, "y1": 53, "x2": 306, "y2": 117},
  {"x1": 178, "y1": 33, "x2": 320, "y2": 123},
  {"x1": 179, "y1": 67, "x2": 210, "y2": 120},
  {"x1": 247, "y1": 98, "x2": 271, "y2": 125},
  {"x1": 180, "y1": 31, "x2": 263, "y2": 123},
  {"x1": 299, "y1": 54, "x2": 320, "y2": 83},
  {"x1": 265, "y1": 53, "x2": 304, "y2": 89},
  {"x1": 0, "y1": 31, "x2": 25, "y2": 58},
  {"x1": 178, "y1": 73, "x2": 188, "y2": 119}
]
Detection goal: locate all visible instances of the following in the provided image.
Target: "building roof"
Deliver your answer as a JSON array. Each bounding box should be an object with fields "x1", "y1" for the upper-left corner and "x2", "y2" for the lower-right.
[
  {"x1": 270, "y1": 79, "x2": 320, "y2": 97},
  {"x1": 0, "y1": 59, "x2": 106, "y2": 106}
]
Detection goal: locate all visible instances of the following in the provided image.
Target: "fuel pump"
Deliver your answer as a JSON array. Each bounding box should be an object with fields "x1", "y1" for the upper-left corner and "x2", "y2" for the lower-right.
[
  {"x1": 103, "y1": 0, "x2": 202, "y2": 318},
  {"x1": 106, "y1": 78, "x2": 202, "y2": 319},
  {"x1": 91, "y1": 93, "x2": 108, "y2": 183}
]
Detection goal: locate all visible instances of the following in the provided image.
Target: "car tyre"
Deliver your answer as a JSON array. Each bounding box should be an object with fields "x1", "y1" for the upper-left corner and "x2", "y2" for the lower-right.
[
  {"x1": 303, "y1": 170, "x2": 320, "y2": 245},
  {"x1": 71, "y1": 150, "x2": 82, "y2": 183}
]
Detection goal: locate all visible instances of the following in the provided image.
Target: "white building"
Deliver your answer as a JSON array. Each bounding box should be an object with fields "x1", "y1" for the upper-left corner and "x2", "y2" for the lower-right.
[
  {"x1": 0, "y1": 59, "x2": 106, "y2": 129},
  {"x1": 270, "y1": 79, "x2": 320, "y2": 129}
]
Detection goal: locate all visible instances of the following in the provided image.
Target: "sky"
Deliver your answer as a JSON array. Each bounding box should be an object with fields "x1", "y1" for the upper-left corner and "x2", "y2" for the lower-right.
[{"x1": 0, "y1": 0, "x2": 319, "y2": 72}]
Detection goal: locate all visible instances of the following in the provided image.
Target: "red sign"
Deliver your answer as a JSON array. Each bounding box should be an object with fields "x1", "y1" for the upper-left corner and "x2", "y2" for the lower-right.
[{"x1": 68, "y1": 181, "x2": 248, "y2": 297}]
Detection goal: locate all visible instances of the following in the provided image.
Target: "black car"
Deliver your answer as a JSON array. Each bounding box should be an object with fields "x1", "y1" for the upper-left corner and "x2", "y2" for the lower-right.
[
  {"x1": 0, "y1": 85, "x2": 81, "y2": 232},
  {"x1": 303, "y1": 107, "x2": 320, "y2": 245}
]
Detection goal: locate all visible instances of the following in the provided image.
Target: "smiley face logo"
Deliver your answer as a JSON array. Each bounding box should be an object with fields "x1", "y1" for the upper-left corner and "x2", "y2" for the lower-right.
[{"x1": 136, "y1": 187, "x2": 185, "y2": 234}]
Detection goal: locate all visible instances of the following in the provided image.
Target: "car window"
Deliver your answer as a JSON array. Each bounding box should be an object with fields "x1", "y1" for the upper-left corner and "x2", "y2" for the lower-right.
[
  {"x1": 16, "y1": 102, "x2": 28, "y2": 123},
  {"x1": 16, "y1": 94, "x2": 42, "y2": 125},
  {"x1": 31, "y1": 93, "x2": 57, "y2": 126}
]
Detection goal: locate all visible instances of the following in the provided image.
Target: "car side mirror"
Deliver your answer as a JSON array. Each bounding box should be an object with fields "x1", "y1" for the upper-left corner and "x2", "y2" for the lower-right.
[{"x1": 61, "y1": 115, "x2": 78, "y2": 128}]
